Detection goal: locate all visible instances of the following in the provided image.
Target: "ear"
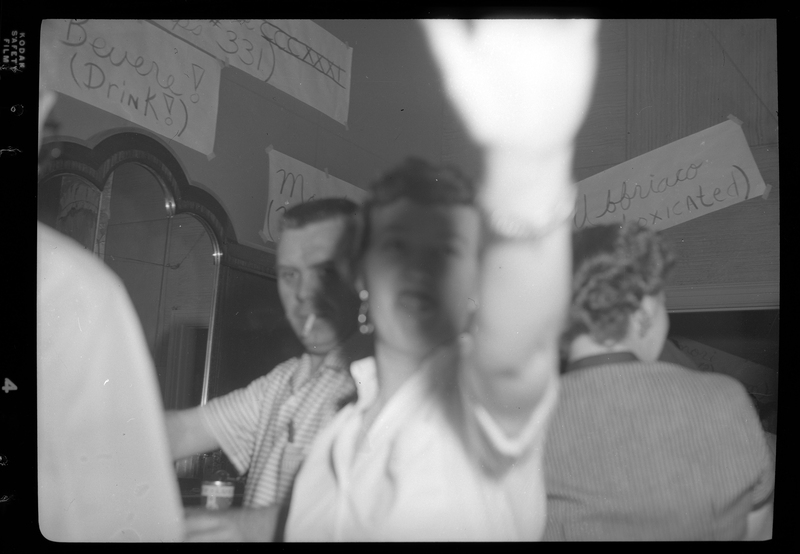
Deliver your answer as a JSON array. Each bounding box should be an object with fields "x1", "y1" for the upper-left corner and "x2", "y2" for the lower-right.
[
  {"x1": 635, "y1": 295, "x2": 660, "y2": 338},
  {"x1": 354, "y1": 273, "x2": 366, "y2": 294}
]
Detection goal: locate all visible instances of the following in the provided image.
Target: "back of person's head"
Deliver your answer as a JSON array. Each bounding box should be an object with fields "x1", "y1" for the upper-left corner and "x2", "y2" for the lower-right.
[{"x1": 564, "y1": 222, "x2": 676, "y2": 346}]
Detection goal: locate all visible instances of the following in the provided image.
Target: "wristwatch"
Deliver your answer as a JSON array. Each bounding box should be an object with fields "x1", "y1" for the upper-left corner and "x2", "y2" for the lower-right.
[{"x1": 485, "y1": 184, "x2": 577, "y2": 241}]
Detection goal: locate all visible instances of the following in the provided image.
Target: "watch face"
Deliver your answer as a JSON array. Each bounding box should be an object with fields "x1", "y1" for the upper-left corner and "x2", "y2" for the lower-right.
[{"x1": 488, "y1": 186, "x2": 576, "y2": 241}]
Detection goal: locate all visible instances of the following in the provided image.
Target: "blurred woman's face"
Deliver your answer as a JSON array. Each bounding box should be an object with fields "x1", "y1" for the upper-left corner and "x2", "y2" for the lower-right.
[{"x1": 363, "y1": 198, "x2": 481, "y2": 359}]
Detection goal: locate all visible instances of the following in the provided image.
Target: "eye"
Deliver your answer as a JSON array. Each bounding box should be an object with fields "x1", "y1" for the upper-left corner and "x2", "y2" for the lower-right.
[
  {"x1": 381, "y1": 237, "x2": 406, "y2": 254},
  {"x1": 437, "y1": 241, "x2": 462, "y2": 257},
  {"x1": 318, "y1": 265, "x2": 340, "y2": 282},
  {"x1": 441, "y1": 244, "x2": 458, "y2": 256},
  {"x1": 278, "y1": 269, "x2": 298, "y2": 284}
]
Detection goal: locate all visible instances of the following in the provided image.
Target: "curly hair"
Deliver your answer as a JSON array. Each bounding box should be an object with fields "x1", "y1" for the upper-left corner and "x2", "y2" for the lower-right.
[{"x1": 563, "y1": 222, "x2": 676, "y2": 346}]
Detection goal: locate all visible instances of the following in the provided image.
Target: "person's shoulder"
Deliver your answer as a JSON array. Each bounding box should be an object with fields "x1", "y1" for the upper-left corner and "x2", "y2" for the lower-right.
[
  {"x1": 212, "y1": 355, "x2": 305, "y2": 404},
  {"x1": 649, "y1": 361, "x2": 753, "y2": 407},
  {"x1": 651, "y1": 360, "x2": 740, "y2": 385},
  {"x1": 276, "y1": 353, "x2": 307, "y2": 370},
  {"x1": 38, "y1": 223, "x2": 127, "y2": 300},
  {"x1": 575, "y1": 360, "x2": 751, "y2": 409},
  {"x1": 39, "y1": 223, "x2": 112, "y2": 278},
  {"x1": 251, "y1": 354, "x2": 306, "y2": 385}
]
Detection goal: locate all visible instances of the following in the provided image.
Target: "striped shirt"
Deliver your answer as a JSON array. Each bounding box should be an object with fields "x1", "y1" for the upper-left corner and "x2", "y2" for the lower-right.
[
  {"x1": 543, "y1": 356, "x2": 775, "y2": 541},
  {"x1": 200, "y1": 349, "x2": 356, "y2": 509}
]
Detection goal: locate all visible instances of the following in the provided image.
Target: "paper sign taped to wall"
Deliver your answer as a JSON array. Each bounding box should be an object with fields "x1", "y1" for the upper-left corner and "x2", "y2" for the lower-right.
[
  {"x1": 263, "y1": 149, "x2": 367, "y2": 244},
  {"x1": 573, "y1": 119, "x2": 766, "y2": 232},
  {"x1": 40, "y1": 19, "x2": 221, "y2": 156},
  {"x1": 151, "y1": 19, "x2": 352, "y2": 126}
]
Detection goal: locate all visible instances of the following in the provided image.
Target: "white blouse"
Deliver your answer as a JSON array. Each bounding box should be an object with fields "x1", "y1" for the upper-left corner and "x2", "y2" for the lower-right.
[{"x1": 285, "y1": 355, "x2": 559, "y2": 541}]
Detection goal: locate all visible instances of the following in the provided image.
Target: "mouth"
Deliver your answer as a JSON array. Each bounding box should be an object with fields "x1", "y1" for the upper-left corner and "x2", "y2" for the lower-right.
[
  {"x1": 302, "y1": 313, "x2": 317, "y2": 337},
  {"x1": 397, "y1": 290, "x2": 438, "y2": 315},
  {"x1": 295, "y1": 311, "x2": 321, "y2": 330}
]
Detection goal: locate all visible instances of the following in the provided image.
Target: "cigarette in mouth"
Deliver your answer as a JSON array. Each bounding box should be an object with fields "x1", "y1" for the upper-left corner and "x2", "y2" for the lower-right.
[{"x1": 303, "y1": 313, "x2": 316, "y2": 337}]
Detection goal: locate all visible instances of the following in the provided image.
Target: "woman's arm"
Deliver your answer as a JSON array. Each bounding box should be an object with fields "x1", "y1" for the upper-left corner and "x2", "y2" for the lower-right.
[
  {"x1": 422, "y1": 19, "x2": 599, "y2": 436},
  {"x1": 465, "y1": 223, "x2": 571, "y2": 436}
]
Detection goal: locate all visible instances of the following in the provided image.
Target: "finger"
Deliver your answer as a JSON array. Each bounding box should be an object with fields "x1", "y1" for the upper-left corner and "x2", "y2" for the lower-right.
[
  {"x1": 420, "y1": 19, "x2": 470, "y2": 74},
  {"x1": 421, "y1": 19, "x2": 480, "y2": 121}
]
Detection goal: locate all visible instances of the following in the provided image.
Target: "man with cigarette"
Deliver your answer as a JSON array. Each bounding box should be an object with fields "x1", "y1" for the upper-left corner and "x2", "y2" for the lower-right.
[{"x1": 165, "y1": 198, "x2": 367, "y2": 541}]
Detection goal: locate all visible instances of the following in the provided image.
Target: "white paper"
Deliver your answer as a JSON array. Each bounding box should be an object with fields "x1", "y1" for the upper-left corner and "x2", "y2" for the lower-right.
[
  {"x1": 40, "y1": 19, "x2": 221, "y2": 156},
  {"x1": 151, "y1": 19, "x2": 352, "y2": 126},
  {"x1": 263, "y1": 149, "x2": 367, "y2": 244},
  {"x1": 573, "y1": 119, "x2": 767, "y2": 232}
]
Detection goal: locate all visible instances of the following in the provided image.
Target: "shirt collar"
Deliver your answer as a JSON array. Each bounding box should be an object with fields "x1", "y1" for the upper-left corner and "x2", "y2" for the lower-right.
[
  {"x1": 566, "y1": 351, "x2": 639, "y2": 373},
  {"x1": 349, "y1": 356, "x2": 379, "y2": 407},
  {"x1": 305, "y1": 347, "x2": 350, "y2": 373}
]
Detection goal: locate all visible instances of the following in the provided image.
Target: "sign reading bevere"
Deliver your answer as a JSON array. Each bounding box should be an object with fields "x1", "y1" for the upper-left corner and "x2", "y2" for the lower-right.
[{"x1": 40, "y1": 20, "x2": 221, "y2": 156}]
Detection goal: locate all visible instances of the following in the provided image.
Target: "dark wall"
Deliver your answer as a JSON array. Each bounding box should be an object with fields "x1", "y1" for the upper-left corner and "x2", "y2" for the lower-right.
[
  {"x1": 209, "y1": 266, "x2": 304, "y2": 400},
  {"x1": 669, "y1": 310, "x2": 779, "y2": 372}
]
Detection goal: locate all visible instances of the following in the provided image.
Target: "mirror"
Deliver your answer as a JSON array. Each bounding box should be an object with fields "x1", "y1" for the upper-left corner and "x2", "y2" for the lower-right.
[
  {"x1": 38, "y1": 173, "x2": 102, "y2": 253},
  {"x1": 39, "y1": 157, "x2": 221, "y2": 463},
  {"x1": 103, "y1": 162, "x2": 220, "y2": 413}
]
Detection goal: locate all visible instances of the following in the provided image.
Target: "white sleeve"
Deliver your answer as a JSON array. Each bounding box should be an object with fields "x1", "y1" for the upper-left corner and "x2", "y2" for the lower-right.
[
  {"x1": 200, "y1": 364, "x2": 291, "y2": 474},
  {"x1": 38, "y1": 225, "x2": 185, "y2": 542},
  {"x1": 461, "y1": 372, "x2": 559, "y2": 464}
]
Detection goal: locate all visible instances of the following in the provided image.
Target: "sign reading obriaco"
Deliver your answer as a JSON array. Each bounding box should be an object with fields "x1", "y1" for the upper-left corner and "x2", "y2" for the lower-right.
[
  {"x1": 151, "y1": 19, "x2": 353, "y2": 126},
  {"x1": 261, "y1": 148, "x2": 367, "y2": 244},
  {"x1": 573, "y1": 119, "x2": 767, "y2": 232},
  {"x1": 40, "y1": 19, "x2": 221, "y2": 156}
]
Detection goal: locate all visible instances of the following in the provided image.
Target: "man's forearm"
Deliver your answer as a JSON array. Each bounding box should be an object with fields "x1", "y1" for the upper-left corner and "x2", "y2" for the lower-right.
[{"x1": 165, "y1": 407, "x2": 220, "y2": 460}]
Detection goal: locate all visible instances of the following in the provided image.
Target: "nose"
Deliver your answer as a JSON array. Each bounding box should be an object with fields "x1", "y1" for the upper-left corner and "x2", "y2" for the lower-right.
[
  {"x1": 296, "y1": 272, "x2": 322, "y2": 304},
  {"x1": 404, "y1": 248, "x2": 440, "y2": 281}
]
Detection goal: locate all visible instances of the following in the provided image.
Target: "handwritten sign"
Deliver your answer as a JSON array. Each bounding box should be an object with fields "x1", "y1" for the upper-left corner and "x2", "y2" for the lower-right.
[
  {"x1": 40, "y1": 20, "x2": 221, "y2": 156},
  {"x1": 150, "y1": 19, "x2": 352, "y2": 126},
  {"x1": 262, "y1": 149, "x2": 367, "y2": 244},
  {"x1": 573, "y1": 119, "x2": 766, "y2": 232}
]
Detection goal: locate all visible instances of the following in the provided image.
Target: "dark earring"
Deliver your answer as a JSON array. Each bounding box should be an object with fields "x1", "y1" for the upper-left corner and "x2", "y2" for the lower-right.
[{"x1": 358, "y1": 289, "x2": 374, "y2": 335}]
